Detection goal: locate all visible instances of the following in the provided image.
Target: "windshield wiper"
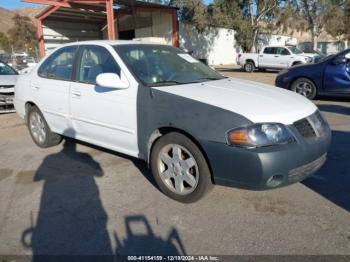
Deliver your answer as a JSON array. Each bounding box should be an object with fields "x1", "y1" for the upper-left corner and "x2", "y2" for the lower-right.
[
  {"x1": 189, "y1": 76, "x2": 227, "y2": 83},
  {"x1": 151, "y1": 80, "x2": 186, "y2": 87}
]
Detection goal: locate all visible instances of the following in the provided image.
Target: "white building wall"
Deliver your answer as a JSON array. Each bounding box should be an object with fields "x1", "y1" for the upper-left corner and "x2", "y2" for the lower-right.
[
  {"x1": 258, "y1": 34, "x2": 298, "y2": 51},
  {"x1": 179, "y1": 23, "x2": 238, "y2": 66}
]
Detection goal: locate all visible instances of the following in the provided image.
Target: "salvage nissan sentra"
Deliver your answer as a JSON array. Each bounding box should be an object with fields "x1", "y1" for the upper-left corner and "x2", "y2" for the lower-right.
[{"x1": 14, "y1": 41, "x2": 331, "y2": 203}]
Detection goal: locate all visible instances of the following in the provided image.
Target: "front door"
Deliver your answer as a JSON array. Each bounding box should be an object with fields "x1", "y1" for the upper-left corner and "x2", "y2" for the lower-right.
[
  {"x1": 69, "y1": 45, "x2": 139, "y2": 157},
  {"x1": 323, "y1": 51, "x2": 350, "y2": 94}
]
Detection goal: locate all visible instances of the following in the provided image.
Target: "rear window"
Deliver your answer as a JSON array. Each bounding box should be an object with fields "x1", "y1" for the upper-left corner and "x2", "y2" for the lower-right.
[{"x1": 263, "y1": 47, "x2": 277, "y2": 54}]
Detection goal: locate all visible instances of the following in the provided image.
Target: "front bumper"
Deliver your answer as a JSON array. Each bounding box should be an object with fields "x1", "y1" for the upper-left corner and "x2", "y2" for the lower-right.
[
  {"x1": 0, "y1": 93, "x2": 15, "y2": 113},
  {"x1": 201, "y1": 116, "x2": 332, "y2": 190},
  {"x1": 275, "y1": 73, "x2": 291, "y2": 89}
]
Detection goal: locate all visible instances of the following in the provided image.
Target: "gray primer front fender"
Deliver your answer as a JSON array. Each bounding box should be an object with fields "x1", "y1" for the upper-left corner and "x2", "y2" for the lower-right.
[{"x1": 136, "y1": 85, "x2": 253, "y2": 161}]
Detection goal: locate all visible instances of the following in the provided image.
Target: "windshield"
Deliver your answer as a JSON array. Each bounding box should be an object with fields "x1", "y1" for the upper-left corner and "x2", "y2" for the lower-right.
[
  {"x1": 0, "y1": 61, "x2": 17, "y2": 75},
  {"x1": 288, "y1": 47, "x2": 303, "y2": 54},
  {"x1": 114, "y1": 44, "x2": 225, "y2": 86}
]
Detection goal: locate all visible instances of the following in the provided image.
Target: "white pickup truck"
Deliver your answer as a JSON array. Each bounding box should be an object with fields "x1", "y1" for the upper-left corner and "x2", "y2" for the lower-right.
[{"x1": 238, "y1": 46, "x2": 315, "y2": 72}]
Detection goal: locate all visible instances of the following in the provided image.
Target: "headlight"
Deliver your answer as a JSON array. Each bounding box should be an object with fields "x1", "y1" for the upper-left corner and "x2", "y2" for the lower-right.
[
  {"x1": 304, "y1": 57, "x2": 312, "y2": 63},
  {"x1": 226, "y1": 123, "x2": 295, "y2": 148}
]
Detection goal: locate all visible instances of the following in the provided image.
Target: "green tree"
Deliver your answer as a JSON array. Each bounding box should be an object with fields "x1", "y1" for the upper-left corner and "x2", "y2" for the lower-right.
[
  {"x1": 0, "y1": 32, "x2": 10, "y2": 53},
  {"x1": 173, "y1": 0, "x2": 209, "y2": 32},
  {"x1": 7, "y1": 14, "x2": 37, "y2": 56},
  {"x1": 210, "y1": 0, "x2": 282, "y2": 52},
  {"x1": 279, "y1": 0, "x2": 350, "y2": 50}
]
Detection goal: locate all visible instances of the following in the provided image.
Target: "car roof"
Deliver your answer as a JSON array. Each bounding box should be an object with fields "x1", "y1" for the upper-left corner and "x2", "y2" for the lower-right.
[{"x1": 62, "y1": 40, "x2": 163, "y2": 47}]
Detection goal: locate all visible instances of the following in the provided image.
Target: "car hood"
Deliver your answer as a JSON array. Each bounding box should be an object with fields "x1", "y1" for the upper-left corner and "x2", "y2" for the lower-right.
[
  {"x1": 0, "y1": 75, "x2": 17, "y2": 93},
  {"x1": 0, "y1": 75, "x2": 18, "y2": 85},
  {"x1": 153, "y1": 78, "x2": 317, "y2": 125}
]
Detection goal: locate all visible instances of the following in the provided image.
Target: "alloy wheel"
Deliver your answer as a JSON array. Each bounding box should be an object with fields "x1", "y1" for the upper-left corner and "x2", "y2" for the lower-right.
[
  {"x1": 157, "y1": 144, "x2": 199, "y2": 195},
  {"x1": 295, "y1": 81, "x2": 313, "y2": 97},
  {"x1": 29, "y1": 112, "x2": 47, "y2": 145}
]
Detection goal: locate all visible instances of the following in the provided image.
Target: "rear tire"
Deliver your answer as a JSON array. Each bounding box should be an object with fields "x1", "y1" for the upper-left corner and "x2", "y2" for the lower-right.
[
  {"x1": 27, "y1": 105, "x2": 62, "y2": 148},
  {"x1": 150, "y1": 132, "x2": 213, "y2": 203},
  {"x1": 290, "y1": 78, "x2": 317, "y2": 100},
  {"x1": 244, "y1": 61, "x2": 255, "y2": 73}
]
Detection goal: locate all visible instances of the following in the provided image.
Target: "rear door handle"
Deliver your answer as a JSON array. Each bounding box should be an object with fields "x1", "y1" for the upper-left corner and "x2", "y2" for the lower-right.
[
  {"x1": 32, "y1": 85, "x2": 40, "y2": 90},
  {"x1": 274, "y1": 55, "x2": 279, "y2": 58}
]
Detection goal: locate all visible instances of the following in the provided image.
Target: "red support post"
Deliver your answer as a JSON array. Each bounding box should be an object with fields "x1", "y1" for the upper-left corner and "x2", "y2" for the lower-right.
[
  {"x1": 172, "y1": 9, "x2": 179, "y2": 47},
  {"x1": 106, "y1": 0, "x2": 116, "y2": 40},
  {"x1": 37, "y1": 19, "x2": 46, "y2": 58}
]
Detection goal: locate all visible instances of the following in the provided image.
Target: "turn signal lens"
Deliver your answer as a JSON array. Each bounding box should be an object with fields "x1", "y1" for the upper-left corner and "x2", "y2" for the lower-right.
[{"x1": 228, "y1": 130, "x2": 250, "y2": 145}]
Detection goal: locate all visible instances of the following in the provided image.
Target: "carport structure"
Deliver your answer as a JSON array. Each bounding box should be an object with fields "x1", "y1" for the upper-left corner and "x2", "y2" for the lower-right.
[{"x1": 23, "y1": 0, "x2": 179, "y2": 58}]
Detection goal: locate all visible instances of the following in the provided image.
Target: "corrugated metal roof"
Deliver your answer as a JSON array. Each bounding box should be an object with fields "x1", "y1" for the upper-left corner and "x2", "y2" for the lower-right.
[{"x1": 36, "y1": 0, "x2": 177, "y2": 19}]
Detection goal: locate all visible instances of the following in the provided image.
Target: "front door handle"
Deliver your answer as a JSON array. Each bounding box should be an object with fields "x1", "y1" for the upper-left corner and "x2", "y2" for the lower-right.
[{"x1": 71, "y1": 91, "x2": 81, "y2": 97}]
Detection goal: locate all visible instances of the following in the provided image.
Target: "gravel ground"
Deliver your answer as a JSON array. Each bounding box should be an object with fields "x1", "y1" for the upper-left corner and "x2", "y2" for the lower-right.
[{"x1": 0, "y1": 67, "x2": 349, "y2": 257}]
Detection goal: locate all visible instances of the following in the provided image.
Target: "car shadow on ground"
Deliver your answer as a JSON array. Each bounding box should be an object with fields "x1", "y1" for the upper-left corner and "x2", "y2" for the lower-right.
[
  {"x1": 302, "y1": 130, "x2": 350, "y2": 212},
  {"x1": 20, "y1": 131, "x2": 185, "y2": 261},
  {"x1": 317, "y1": 103, "x2": 350, "y2": 115}
]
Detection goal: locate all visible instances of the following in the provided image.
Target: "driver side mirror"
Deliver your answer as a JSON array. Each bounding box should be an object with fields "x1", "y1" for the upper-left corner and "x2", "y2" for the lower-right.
[{"x1": 96, "y1": 73, "x2": 129, "y2": 89}]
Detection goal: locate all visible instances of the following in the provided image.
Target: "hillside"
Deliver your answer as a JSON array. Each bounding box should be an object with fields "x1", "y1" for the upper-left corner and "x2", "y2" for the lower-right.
[{"x1": 0, "y1": 6, "x2": 44, "y2": 34}]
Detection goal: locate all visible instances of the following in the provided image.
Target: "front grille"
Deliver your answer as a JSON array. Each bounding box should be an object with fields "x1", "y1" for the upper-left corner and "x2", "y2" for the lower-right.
[
  {"x1": 0, "y1": 85, "x2": 14, "y2": 89},
  {"x1": 294, "y1": 118, "x2": 316, "y2": 139}
]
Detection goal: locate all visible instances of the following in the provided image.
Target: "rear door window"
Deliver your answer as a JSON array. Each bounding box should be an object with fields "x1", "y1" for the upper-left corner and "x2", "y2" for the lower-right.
[
  {"x1": 263, "y1": 47, "x2": 277, "y2": 54},
  {"x1": 38, "y1": 46, "x2": 77, "y2": 81}
]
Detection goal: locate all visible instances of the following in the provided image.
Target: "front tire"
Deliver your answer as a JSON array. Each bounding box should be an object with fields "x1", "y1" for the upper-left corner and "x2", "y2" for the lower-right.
[
  {"x1": 244, "y1": 61, "x2": 255, "y2": 73},
  {"x1": 150, "y1": 132, "x2": 213, "y2": 203},
  {"x1": 27, "y1": 106, "x2": 62, "y2": 148},
  {"x1": 290, "y1": 78, "x2": 317, "y2": 100}
]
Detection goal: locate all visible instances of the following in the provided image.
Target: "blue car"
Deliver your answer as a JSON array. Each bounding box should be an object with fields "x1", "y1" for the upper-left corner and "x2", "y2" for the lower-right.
[{"x1": 275, "y1": 48, "x2": 350, "y2": 99}]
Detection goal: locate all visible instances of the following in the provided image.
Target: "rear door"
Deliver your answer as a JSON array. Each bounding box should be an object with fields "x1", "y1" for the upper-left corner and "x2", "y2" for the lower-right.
[
  {"x1": 323, "y1": 51, "x2": 350, "y2": 94},
  {"x1": 275, "y1": 47, "x2": 292, "y2": 68},
  {"x1": 259, "y1": 47, "x2": 278, "y2": 68},
  {"x1": 31, "y1": 46, "x2": 77, "y2": 133},
  {"x1": 69, "y1": 45, "x2": 138, "y2": 157}
]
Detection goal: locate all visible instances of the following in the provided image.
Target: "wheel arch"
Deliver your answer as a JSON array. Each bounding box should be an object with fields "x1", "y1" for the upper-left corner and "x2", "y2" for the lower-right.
[
  {"x1": 291, "y1": 61, "x2": 302, "y2": 67},
  {"x1": 147, "y1": 126, "x2": 214, "y2": 183},
  {"x1": 24, "y1": 101, "x2": 37, "y2": 122},
  {"x1": 245, "y1": 59, "x2": 256, "y2": 67}
]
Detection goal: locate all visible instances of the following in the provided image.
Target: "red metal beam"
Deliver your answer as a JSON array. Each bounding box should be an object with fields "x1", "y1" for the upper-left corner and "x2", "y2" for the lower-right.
[
  {"x1": 172, "y1": 9, "x2": 178, "y2": 47},
  {"x1": 37, "y1": 5, "x2": 60, "y2": 20},
  {"x1": 23, "y1": 0, "x2": 71, "y2": 7},
  {"x1": 37, "y1": 19, "x2": 46, "y2": 58},
  {"x1": 106, "y1": 0, "x2": 116, "y2": 40}
]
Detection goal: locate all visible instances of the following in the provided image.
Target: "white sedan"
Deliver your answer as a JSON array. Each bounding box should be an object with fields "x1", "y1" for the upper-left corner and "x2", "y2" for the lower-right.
[{"x1": 15, "y1": 41, "x2": 331, "y2": 202}]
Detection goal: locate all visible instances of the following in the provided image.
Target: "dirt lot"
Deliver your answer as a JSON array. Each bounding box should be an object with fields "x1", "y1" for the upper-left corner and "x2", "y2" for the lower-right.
[{"x1": 0, "y1": 68, "x2": 350, "y2": 257}]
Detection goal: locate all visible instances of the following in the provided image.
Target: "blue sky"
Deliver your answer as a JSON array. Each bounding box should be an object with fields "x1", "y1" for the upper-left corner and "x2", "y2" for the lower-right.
[
  {"x1": 1, "y1": 0, "x2": 214, "y2": 10},
  {"x1": 1, "y1": 0, "x2": 40, "y2": 9}
]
